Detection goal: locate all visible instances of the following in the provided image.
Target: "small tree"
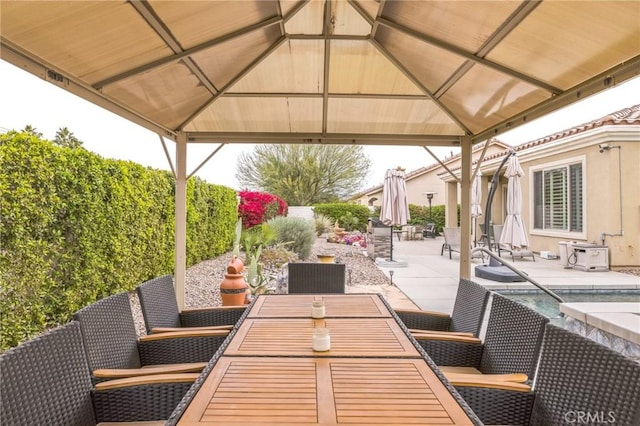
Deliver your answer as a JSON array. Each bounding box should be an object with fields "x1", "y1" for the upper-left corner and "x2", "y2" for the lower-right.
[{"x1": 236, "y1": 144, "x2": 371, "y2": 205}]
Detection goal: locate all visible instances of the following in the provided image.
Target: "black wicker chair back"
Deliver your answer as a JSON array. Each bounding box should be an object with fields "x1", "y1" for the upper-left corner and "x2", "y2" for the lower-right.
[
  {"x1": 136, "y1": 275, "x2": 246, "y2": 332},
  {"x1": 449, "y1": 278, "x2": 490, "y2": 335},
  {"x1": 73, "y1": 292, "x2": 141, "y2": 371},
  {"x1": 395, "y1": 278, "x2": 489, "y2": 334},
  {"x1": 288, "y1": 263, "x2": 346, "y2": 294},
  {"x1": 480, "y1": 293, "x2": 549, "y2": 378},
  {"x1": 530, "y1": 324, "x2": 640, "y2": 425},
  {"x1": 137, "y1": 274, "x2": 182, "y2": 333},
  {"x1": 0, "y1": 322, "x2": 97, "y2": 426}
]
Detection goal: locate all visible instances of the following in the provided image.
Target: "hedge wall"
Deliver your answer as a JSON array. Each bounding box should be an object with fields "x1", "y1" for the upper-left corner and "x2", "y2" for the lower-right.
[
  {"x1": 312, "y1": 203, "x2": 371, "y2": 232},
  {"x1": 0, "y1": 132, "x2": 237, "y2": 351}
]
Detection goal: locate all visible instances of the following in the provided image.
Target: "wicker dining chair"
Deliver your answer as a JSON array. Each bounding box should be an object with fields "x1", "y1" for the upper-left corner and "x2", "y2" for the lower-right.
[
  {"x1": 73, "y1": 292, "x2": 228, "y2": 380},
  {"x1": 136, "y1": 275, "x2": 246, "y2": 334},
  {"x1": 287, "y1": 262, "x2": 346, "y2": 294},
  {"x1": 395, "y1": 278, "x2": 489, "y2": 337},
  {"x1": 415, "y1": 293, "x2": 549, "y2": 373},
  {"x1": 0, "y1": 321, "x2": 180, "y2": 425},
  {"x1": 455, "y1": 324, "x2": 640, "y2": 425}
]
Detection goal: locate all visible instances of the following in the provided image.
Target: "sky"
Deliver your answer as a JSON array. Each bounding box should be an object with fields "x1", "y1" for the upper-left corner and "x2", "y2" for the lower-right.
[{"x1": 1, "y1": 59, "x2": 639, "y2": 191}]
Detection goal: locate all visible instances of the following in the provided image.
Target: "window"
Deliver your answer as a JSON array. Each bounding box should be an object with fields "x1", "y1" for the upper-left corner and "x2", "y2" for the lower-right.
[{"x1": 533, "y1": 162, "x2": 583, "y2": 232}]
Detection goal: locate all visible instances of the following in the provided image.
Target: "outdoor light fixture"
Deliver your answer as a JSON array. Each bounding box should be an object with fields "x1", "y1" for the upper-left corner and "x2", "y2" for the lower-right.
[
  {"x1": 424, "y1": 192, "x2": 437, "y2": 224},
  {"x1": 598, "y1": 143, "x2": 615, "y2": 153}
]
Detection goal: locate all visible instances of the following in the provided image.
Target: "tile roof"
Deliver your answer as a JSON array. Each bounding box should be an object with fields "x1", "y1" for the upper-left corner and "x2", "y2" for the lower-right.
[{"x1": 439, "y1": 104, "x2": 640, "y2": 174}]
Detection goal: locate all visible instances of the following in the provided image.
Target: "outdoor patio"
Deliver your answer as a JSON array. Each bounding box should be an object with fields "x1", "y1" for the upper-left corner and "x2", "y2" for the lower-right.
[{"x1": 377, "y1": 234, "x2": 639, "y2": 314}]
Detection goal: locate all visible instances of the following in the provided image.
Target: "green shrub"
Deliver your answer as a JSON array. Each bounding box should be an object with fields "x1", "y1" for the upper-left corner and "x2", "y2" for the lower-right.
[
  {"x1": 313, "y1": 213, "x2": 332, "y2": 236},
  {"x1": 260, "y1": 245, "x2": 299, "y2": 269},
  {"x1": 312, "y1": 203, "x2": 370, "y2": 232},
  {"x1": 267, "y1": 216, "x2": 316, "y2": 260},
  {"x1": 0, "y1": 131, "x2": 237, "y2": 351}
]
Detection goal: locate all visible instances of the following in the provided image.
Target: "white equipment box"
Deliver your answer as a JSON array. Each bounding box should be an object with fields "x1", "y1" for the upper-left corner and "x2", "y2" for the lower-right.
[
  {"x1": 540, "y1": 251, "x2": 557, "y2": 259},
  {"x1": 571, "y1": 244, "x2": 609, "y2": 272}
]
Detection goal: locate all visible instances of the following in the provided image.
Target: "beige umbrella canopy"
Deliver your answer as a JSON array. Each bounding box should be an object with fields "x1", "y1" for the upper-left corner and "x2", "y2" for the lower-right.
[
  {"x1": 380, "y1": 168, "x2": 410, "y2": 261},
  {"x1": 501, "y1": 154, "x2": 530, "y2": 249}
]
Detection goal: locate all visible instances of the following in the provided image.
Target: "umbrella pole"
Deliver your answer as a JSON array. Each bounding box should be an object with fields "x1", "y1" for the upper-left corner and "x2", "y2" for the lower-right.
[
  {"x1": 473, "y1": 217, "x2": 477, "y2": 247},
  {"x1": 389, "y1": 225, "x2": 394, "y2": 261}
]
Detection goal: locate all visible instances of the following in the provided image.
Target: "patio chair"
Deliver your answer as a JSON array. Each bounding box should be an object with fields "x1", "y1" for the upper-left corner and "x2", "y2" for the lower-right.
[
  {"x1": 73, "y1": 292, "x2": 228, "y2": 382},
  {"x1": 414, "y1": 293, "x2": 549, "y2": 378},
  {"x1": 288, "y1": 262, "x2": 346, "y2": 294},
  {"x1": 423, "y1": 222, "x2": 436, "y2": 238},
  {"x1": 441, "y1": 227, "x2": 461, "y2": 259},
  {"x1": 0, "y1": 321, "x2": 188, "y2": 424},
  {"x1": 441, "y1": 227, "x2": 485, "y2": 261},
  {"x1": 409, "y1": 225, "x2": 424, "y2": 240},
  {"x1": 395, "y1": 278, "x2": 489, "y2": 339},
  {"x1": 454, "y1": 324, "x2": 640, "y2": 425},
  {"x1": 136, "y1": 275, "x2": 246, "y2": 334}
]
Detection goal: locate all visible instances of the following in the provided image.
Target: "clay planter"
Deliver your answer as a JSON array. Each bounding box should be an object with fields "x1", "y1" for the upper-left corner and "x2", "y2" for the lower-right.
[
  {"x1": 227, "y1": 256, "x2": 244, "y2": 274},
  {"x1": 220, "y1": 273, "x2": 249, "y2": 306}
]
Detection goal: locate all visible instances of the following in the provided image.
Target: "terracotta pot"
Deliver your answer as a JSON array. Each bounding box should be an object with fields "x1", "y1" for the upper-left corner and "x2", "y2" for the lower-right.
[
  {"x1": 220, "y1": 273, "x2": 249, "y2": 306},
  {"x1": 227, "y1": 256, "x2": 244, "y2": 274}
]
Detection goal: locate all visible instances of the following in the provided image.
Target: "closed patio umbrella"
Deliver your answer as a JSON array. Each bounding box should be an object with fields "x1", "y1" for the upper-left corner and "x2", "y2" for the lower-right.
[
  {"x1": 380, "y1": 168, "x2": 410, "y2": 261},
  {"x1": 501, "y1": 154, "x2": 530, "y2": 249},
  {"x1": 471, "y1": 171, "x2": 482, "y2": 246}
]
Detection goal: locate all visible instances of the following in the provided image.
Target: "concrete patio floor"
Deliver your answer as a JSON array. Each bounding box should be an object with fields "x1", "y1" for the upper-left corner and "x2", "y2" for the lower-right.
[{"x1": 375, "y1": 236, "x2": 640, "y2": 314}]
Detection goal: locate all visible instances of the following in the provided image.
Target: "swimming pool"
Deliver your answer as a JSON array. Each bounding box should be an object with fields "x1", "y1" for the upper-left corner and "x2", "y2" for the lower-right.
[{"x1": 499, "y1": 290, "x2": 640, "y2": 324}]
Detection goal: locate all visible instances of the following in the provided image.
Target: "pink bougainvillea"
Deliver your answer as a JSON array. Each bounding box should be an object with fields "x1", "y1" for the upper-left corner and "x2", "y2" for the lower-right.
[{"x1": 238, "y1": 190, "x2": 288, "y2": 228}]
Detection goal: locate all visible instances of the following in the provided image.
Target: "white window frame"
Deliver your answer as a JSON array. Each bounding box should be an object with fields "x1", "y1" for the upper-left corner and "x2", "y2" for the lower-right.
[{"x1": 529, "y1": 155, "x2": 586, "y2": 239}]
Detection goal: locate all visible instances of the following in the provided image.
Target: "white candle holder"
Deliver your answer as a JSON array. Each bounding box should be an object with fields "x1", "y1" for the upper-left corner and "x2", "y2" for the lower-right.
[
  {"x1": 312, "y1": 328, "x2": 330, "y2": 351},
  {"x1": 311, "y1": 299, "x2": 325, "y2": 319}
]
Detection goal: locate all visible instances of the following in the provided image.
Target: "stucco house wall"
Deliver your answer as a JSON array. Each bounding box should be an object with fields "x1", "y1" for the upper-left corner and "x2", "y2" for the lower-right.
[
  {"x1": 438, "y1": 105, "x2": 639, "y2": 267},
  {"x1": 519, "y1": 133, "x2": 639, "y2": 267}
]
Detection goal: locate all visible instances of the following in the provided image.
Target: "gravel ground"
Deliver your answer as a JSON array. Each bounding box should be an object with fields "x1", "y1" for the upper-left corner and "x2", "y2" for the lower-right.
[{"x1": 130, "y1": 236, "x2": 390, "y2": 336}]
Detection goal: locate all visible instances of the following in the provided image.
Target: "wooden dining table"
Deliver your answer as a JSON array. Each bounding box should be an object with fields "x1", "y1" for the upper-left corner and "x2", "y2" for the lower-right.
[
  {"x1": 247, "y1": 294, "x2": 392, "y2": 318},
  {"x1": 173, "y1": 294, "x2": 477, "y2": 426}
]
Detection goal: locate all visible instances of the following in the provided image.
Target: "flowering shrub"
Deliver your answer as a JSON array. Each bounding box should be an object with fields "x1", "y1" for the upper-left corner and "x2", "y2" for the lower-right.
[
  {"x1": 339, "y1": 232, "x2": 367, "y2": 248},
  {"x1": 238, "y1": 190, "x2": 288, "y2": 229}
]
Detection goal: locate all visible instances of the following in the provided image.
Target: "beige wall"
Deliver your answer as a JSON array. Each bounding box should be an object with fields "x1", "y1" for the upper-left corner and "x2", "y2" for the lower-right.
[{"x1": 520, "y1": 138, "x2": 639, "y2": 267}]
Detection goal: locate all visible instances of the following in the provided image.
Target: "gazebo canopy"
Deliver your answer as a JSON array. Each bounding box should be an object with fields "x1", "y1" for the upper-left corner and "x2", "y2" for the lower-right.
[
  {"x1": 2, "y1": 0, "x2": 639, "y2": 306},
  {"x1": 2, "y1": 0, "x2": 638, "y2": 147}
]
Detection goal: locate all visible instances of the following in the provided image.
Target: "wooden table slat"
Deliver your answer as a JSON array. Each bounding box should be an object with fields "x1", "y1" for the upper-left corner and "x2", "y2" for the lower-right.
[
  {"x1": 178, "y1": 357, "x2": 473, "y2": 425},
  {"x1": 248, "y1": 294, "x2": 392, "y2": 318},
  {"x1": 224, "y1": 318, "x2": 419, "y2": 357}
]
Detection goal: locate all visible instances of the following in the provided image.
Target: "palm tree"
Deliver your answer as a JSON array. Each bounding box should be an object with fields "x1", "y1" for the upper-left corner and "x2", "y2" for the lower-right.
[
  {"x1": 21, "y1": 125, "x2": 42, "y2": 137},
  {"x1": 54, "y1": 127, "x2": 83, "y2": 148}
]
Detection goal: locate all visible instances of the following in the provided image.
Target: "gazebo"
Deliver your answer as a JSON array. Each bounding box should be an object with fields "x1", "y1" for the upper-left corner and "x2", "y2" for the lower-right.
[{"x1": 2, "y1": 0, "x2": 638, "y2": 308}]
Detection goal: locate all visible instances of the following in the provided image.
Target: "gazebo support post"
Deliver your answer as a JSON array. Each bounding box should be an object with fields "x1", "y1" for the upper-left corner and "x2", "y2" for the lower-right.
[
  {"x1": 459, "y1": 136, "x2": 472, "y2": 279},
  {"x1": 174, "y1": 132, "x2": 188, "y2": 310}
]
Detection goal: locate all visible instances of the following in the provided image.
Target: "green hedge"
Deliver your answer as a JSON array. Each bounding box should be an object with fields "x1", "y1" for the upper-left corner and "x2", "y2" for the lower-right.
[
  {"x1": 312, "y1": 203, "x2": 371, "y2": 232},
  {"x1": 371, "y1": 204, "x2": 460, "y2": 234},
  {"x1": 0, "y1": 132, "x2": 237, "y2": 351},
  {"x1": 408, "y1": 204, "x2": 461, "y2": 234}
]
